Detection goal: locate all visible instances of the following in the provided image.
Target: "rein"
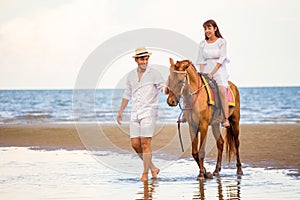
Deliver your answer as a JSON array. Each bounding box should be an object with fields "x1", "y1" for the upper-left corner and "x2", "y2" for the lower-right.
[
  {"x1": 172, "y1": 70, "x2": 201, "y2": 110},
  {"x1": 172, "y1": 68, "x2": 205, "y2": 152}
]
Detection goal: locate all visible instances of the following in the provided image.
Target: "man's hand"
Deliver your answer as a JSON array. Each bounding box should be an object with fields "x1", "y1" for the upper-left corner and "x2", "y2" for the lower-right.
[
  {"x1": 117, "y1": 112, "x2": 123, "y2": 125},
  {"x1": 117, "y1": 98, "x2": 129, "y2": 125}
]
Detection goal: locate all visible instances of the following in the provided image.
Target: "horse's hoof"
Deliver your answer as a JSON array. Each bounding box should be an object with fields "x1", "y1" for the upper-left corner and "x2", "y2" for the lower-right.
[
  {"x1": 213, "y1": 170, "x2": 220, "y2": 176},
  {"x1": 237, "y1": 170, "x2": 243, "y2": 176},
  {"x1": 204, "y1": 172, "x2": 213, "y2": 179},
  {"x1": 197, "y1": 173, "x2": 205, "y2": 180}
]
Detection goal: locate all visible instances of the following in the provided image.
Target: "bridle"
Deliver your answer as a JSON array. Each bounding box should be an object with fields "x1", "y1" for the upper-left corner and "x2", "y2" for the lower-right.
[
  {"x1": 171, "y1": 65, "x2": 203, "y2": 110},
  {"x1": 172, "y1": 69, "x2": 189, "y2": 101}
]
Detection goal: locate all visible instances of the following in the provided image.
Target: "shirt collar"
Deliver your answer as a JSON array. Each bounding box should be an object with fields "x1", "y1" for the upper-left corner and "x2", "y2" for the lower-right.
[{"x1": 136, "y1": 65, "x2": 151, "y2": 75}]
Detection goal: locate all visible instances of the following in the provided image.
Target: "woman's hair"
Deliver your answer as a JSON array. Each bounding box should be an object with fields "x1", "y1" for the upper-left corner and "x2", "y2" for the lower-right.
[{"x1": 203, "y1": 19, "x2": 223, "y2": 40}]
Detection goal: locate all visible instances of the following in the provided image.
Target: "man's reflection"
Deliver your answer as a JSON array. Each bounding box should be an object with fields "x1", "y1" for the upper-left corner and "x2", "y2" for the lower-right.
[{"x1": 136, "y1": 180, "x2": 157, "y2": 200}]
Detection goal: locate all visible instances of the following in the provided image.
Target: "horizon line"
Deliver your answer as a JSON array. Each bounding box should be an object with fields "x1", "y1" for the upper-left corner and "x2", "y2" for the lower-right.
[{"x1": 0, "y1": 85, "x2": 299, "y2": 90}]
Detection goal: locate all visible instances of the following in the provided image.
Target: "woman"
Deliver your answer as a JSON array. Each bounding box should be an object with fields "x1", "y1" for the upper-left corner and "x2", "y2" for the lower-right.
[{"x1": 196, "y1": 19, "x2": 230, "y2": 128}]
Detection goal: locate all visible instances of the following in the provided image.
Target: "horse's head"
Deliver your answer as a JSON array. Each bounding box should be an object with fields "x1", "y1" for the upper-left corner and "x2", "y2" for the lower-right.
[{"x1": 166, "y1": 58, "x2": 191, "y2": 107}]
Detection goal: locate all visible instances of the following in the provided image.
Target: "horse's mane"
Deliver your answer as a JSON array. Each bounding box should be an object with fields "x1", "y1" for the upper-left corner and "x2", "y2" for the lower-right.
[{"x1": 176, "y1": 60, "x2": 198, "y2": 73}]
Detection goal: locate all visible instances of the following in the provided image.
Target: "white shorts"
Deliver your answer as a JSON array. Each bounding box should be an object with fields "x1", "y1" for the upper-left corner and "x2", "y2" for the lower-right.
[{"x1": 130, "y1": 116, "x2": 156, "y2": 138}]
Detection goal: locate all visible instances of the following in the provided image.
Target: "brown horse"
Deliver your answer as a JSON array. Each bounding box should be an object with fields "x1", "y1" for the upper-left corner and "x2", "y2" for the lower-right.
[{"x1": 166, "y1": 58, "x2": 243, "y2": 179}]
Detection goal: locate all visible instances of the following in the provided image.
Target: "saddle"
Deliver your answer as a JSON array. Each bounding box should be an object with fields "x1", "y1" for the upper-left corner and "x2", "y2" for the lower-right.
[{"x1": 199, "y1": 73, "x2": 235, "y2": 107}]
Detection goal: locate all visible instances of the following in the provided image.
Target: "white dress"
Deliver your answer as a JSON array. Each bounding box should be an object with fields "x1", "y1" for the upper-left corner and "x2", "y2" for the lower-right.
[{"x1": 196, "y1": 38, "x2": 230, "y2": 87}]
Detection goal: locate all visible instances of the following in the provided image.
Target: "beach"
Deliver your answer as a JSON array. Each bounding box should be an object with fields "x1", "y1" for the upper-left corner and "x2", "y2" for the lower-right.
[
  {"x1": 1, "y1": 123, "x2": 299, "y2": 174},
  {"x1": 1, "y1": 123, "x2": 300, "y2": 199}
]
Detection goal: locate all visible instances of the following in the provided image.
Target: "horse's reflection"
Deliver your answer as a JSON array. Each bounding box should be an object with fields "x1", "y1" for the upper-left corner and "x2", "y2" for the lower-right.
[
  {"x1": 193, "y1": 176, "x2": 241, "y2": 200},
  {"x1": 136, "y1": 176, "x2": 241, "y2": 200}
]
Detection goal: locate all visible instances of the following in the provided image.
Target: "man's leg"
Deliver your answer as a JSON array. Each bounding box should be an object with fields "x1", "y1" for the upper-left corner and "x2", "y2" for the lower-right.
[
  {"x1": 131, "y1": 137, "x2": 159, "y2": 180},
  {"x1": 131, "y1": 137, "x2": 142, "y2": 158},
  {"x1": 130, "y1": 117, "x2": 159, "y2": 181},
  {"x1": 140, "y1": 137, "x2": 152, "y2": 181},
  {"x1": 130, "y1": 119, "x2": 144, "y2": 160}
]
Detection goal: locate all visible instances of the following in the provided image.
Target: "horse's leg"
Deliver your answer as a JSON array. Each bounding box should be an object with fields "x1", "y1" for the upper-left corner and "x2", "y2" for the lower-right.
[
  {"x1": 197, "y1": 123, "x2": 209, "y2": 179},
  {"x1": 189, "y1": 125, "x2": 207, "y2": 179},
  {"x1": 211, "y1": 124, "x2": 224, "y2": 176},
  {"x1": 231, "y1": 122, "x2": 243, "y2": 175},
  {"x1": 191, "y1": 132, "x2": 200, "y2": 169}
]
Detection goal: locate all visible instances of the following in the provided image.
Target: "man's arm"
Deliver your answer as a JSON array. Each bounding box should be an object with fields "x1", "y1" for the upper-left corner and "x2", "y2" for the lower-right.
[
  {"x1": 117, "y1": 98, "x2": 129, "y2": 125},
  {"x1": 155, "y1": 70, "x2": 167, "y2": 94}
]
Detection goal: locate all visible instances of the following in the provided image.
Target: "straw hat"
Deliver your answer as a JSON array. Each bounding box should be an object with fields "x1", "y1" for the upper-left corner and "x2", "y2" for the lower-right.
[{"x1": 132, "y1": 47, "x2": 152, "y2": 58}]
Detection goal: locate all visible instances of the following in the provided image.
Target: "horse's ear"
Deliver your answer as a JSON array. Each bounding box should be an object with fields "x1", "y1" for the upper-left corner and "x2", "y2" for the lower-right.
[
  {"x1": 164, "y1": 86, "x2": 169, "y2": 95},
  {"x1": 169, "y1": 58, "x2": 175, "y2": 66}
]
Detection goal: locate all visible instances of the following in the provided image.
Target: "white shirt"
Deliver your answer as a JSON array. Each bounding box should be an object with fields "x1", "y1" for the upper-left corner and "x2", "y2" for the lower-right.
[
  {"x1": 196, "y1": 38, "x2": 230, "y2": 87},
  {"x1": 123, "y1": 66, "x2": 165, "y2": 120}
]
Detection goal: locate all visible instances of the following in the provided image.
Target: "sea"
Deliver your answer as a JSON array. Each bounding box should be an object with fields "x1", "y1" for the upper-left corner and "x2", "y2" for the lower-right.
[
  {"x1": 0, "y1": 87, "x2": 299, "y2": 124},
  {"x1": 1, "y1": 87, "x2": 300, "y2": 199}
]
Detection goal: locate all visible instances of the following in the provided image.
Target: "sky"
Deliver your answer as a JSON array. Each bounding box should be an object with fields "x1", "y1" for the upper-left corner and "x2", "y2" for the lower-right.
[{"x1": 0, "y1": 0, "x2": 299, "y2": 89}]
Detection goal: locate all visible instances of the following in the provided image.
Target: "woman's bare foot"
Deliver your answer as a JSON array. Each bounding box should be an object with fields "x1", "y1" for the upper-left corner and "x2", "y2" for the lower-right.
[
  {"x1": 222, "y1": 119, "x2": 230, "y2": 128},
  {"x1": 140, "y1": 172, "x2": 148, "y2": 182},
  {"x1": 151, "y1": 168, "x2": 160, "y2": 179}
]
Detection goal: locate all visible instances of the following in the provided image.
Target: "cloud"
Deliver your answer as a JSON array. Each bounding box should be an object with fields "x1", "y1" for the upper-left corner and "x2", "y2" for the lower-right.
[
  {"x1": 0, "y1": 0, "x2": 116, "y2": 89},
  {"x1": 0, "y1": 0, "x2": 299, "y2": 89}
]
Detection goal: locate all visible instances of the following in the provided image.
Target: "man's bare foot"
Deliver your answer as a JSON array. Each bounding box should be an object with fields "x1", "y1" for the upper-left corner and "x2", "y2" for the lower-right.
[
  {"x1": 140, "y1": 172, "x2": 148, "y2": 182},
  {"x1": 151, "y1": 168, "x2": 160, "y2": 179}
]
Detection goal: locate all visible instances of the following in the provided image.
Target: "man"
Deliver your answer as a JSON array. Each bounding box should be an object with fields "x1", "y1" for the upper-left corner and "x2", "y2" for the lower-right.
[{"x1": 117, "y1": 47, "x2": 165, "y2": 181}]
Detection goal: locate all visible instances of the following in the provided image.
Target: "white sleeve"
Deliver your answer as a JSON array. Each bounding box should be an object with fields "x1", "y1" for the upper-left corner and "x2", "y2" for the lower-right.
[
  {"x1": 196, "y1": 41, "x2": 206, "y2": 65},
  {"x1": 154, "y1": 70, "x2": 166, "y2": 93},
  {"x1": 122, "y1": 73, "x2": 132, "y2": 100},
  {"x1": 217, "y1": 39, "x2": 230, "y2": 65}
]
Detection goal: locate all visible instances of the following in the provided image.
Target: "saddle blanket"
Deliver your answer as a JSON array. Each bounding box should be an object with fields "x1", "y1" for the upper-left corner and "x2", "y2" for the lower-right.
[{"x1": 202, "y1": 76, "x2": 235, "y2": 106}]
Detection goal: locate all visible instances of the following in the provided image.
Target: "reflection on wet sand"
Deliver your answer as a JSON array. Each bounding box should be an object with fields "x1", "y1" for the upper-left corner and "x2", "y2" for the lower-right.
[
  {"x1": 194, "y1": 177, "x2": 241, "y2": 200},
  {"x1": 193, "y1": 179, "x2": 205, "y2": 200},
  {"x1": 136, "y1": 180, "x2": 157, "y2": 200},
  {"x1": 1, "y1": 148, "x2": 299, "y2": 199},
  {"x1": 193, "y1": 177, "x2": 241, "y2": 200},
  {"x1": 136, "y1": 176, "x2": 242, "y2": 200},
  {"x1": 225, "y1": 178, "x2": 241, "y2": 200}
]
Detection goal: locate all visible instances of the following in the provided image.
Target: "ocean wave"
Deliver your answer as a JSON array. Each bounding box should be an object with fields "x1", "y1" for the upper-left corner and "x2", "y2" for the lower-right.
[{"x1": 0, "y1": 87, "x2": 299, "y2": 124}]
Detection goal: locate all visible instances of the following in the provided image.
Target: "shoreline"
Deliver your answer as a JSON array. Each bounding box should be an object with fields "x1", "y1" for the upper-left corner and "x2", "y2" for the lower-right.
[{"x1": 1, "y1": 123, "x2": 299, "y2": 176}]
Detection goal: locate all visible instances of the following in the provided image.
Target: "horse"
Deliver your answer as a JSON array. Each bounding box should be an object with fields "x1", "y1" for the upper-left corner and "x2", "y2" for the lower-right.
[{"x1": 166, "y1": 58, "x2": 243, "y2": 179}]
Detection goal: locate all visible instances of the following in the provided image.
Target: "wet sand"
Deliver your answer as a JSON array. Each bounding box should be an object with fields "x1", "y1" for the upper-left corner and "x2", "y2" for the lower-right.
[
  {"x1": 0, "y1": 123, "x2": 299, "y2": 175},
  {"x1": 1, "y1": 147, "x2": 299, "y2": 200}
]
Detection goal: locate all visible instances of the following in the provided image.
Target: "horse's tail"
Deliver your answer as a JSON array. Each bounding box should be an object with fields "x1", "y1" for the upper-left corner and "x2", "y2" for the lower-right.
[
  {"x1": 225, "y1": 121, "x2": 236, "y2": 162},
  {"x1": 225, "y1": 81, "x2": 240, "y2": 162}
]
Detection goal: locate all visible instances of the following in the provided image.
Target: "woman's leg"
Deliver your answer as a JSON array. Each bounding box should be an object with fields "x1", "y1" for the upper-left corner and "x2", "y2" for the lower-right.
[{"x1": 218, "y1": 86, "x2": 230, "y2": 128}]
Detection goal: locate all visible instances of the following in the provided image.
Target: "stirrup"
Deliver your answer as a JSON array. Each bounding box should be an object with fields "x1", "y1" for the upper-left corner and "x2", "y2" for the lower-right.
[{"x1": 177, "y1": 117, "x2": 187, "y2": 123}]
